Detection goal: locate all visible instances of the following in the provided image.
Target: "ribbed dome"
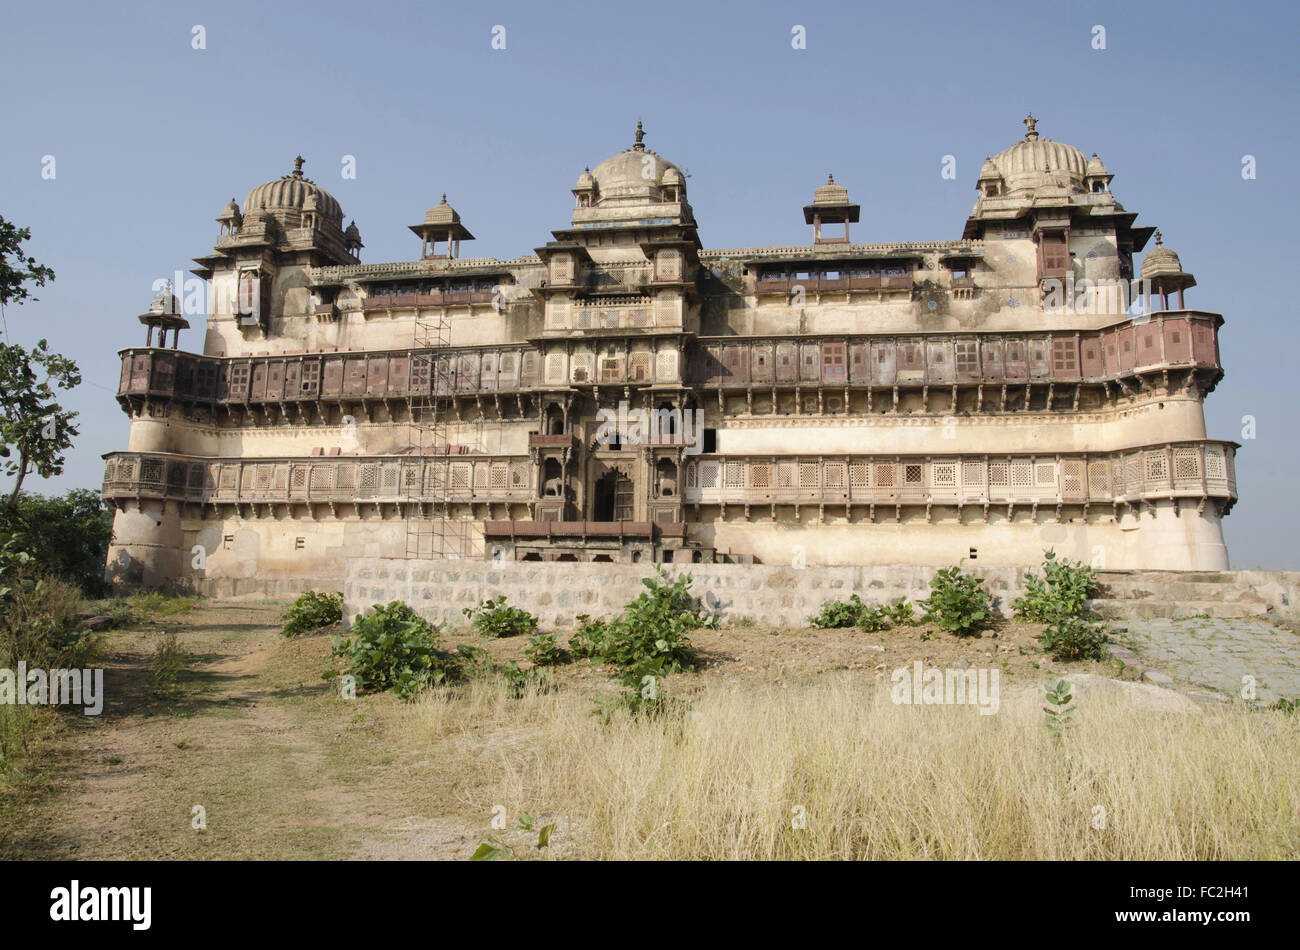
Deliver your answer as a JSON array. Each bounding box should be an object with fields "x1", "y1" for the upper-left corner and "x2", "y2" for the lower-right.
[
  {"x1": 1141, "y1": 233, "x2": 1185, "y2": 279},
  {"x1": 990, "y1": 122, "x2": 1088, "y2": 194},
  {"x1": 244, "y1": 157, "x2": 343, "y2": 223},
  {"x1": 1086, "y1": 153, "x2": 1109, "y2": 176}
]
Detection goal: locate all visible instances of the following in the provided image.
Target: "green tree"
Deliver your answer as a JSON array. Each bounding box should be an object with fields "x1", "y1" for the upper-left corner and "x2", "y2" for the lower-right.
[
  {"x1": 0, "y1": 215, "x2": 79, "y2": 510},
  {"x1": 1, "y1": 490, "x2": 112, "y2": 595}
]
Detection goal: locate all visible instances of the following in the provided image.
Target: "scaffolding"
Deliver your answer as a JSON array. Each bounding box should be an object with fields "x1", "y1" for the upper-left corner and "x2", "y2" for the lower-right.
[{"x1": 405, "y1": 306, "x2": 478, "y2": 560}]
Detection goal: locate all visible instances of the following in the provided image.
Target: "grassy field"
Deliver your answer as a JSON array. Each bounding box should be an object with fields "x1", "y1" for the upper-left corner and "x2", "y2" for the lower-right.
[{"x1": 1, "y1": 598, "x2": 1296, "y2": 860}]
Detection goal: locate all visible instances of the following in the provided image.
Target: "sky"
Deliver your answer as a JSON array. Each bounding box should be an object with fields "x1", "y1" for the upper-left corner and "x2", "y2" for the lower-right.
[{"x1": 1, "y1": 0, "x2": 1297, "y2": 567}]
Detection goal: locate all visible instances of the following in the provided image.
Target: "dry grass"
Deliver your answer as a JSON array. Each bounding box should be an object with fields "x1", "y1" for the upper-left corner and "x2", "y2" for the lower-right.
[{"x1": 405, "y1": 675, "x2": 1300, "y2": 860}]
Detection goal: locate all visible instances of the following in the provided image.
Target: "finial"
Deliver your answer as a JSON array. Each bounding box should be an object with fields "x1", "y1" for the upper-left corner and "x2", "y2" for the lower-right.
[
  {"x1": 1023, "y1": 113, "x2": 1039, "y2": 141},
  {"x1": 293, "y1": 155, "x2": 305, "y2": 178},
  {"x1": 1154, "y1": 229, "x2": 1163, "y2": 246},
  {"x1": 633, "y1": 119, "x2": 645, "y2": 151},
  {"x1": 441, "y1": 193, "x2": 447, "y2": 204},
  {"x1": 827, "y1": 173, "x2": 835, "y2": 184}
]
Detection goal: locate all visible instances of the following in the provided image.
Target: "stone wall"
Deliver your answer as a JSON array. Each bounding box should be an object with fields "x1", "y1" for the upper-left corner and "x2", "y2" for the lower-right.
[{"x1": 343, "y1": 557, "x2": 1034, "y2": 630}]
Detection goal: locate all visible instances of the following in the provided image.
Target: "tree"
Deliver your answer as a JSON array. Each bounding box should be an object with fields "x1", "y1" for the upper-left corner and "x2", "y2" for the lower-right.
[{"x1": 0, "y1": 215, "x2": 79, "y2": 510}]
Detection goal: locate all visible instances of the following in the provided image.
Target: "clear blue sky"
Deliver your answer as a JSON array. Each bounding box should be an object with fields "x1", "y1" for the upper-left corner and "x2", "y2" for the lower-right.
[{"x1": 2, "y1": 0, "x2": 1296, "y2": 567}]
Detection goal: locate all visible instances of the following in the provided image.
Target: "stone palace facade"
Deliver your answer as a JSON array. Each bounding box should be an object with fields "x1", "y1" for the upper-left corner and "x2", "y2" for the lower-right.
[{"x1": 103, "y1": 117, "x2": 1236, "y2": 586}]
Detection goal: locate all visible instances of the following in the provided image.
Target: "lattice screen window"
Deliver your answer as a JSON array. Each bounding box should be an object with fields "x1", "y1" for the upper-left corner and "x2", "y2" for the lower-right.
[
  {"x1": 1035, "y1": 462, "x2": 1056, "y2": 487},
  {"x1": 778, "y1": 462, "x2": 795, "y2": 489},
  {"x1": 654, "y1": 297, "x2": 676, "y2": 327},
  {"x1": 657, "y1": 249, "x2": 681, "y2": 279},
  {"x1": 1205, "y1": 449, "x2": 1225, "y2": 480},
  {"x1": 358, "y1": 465, "x2": 378, "y2": 496},
  {"x1": 219, "y1": 467, "x2": 238, "y2": 492},
  {"x1": 1061, "y1": 460, "x2": 1085, "y2": 496},
  {"x1": 310, "y1": 466, "x2": 333, "y2": 491},
  {"x1": 1011, "y1": 461, "x2": 1032, "y2": 489},
  {"x1": 989, "y1": 462, "x2": 1008, "y2": 487},
  {"x1": 336, "y1": 466, "x2": 356, "y2": 492},
  {"x1": 629, "y1": 353, "x2": 651, "y2": 382},
  {"x1": 473, "y1": 465, "x2": 488, "y2": 490},
  {"x1": 850, "y1": 463, "x2": 869, "y2": 489},
  {"x1": 571, "y1": 353, "x2": 593, "y2": 383},
  {"x1": 1144, "y1": 453, "x2": 1168, "y2": 482},
  {"x1": 576, "y1": 309, "x2": 592, "y2": 330},
  {"x1": 931, "y1": 462, "x2": 957, "y2": 487},
  {"x1": 382, "y1": 466, "x2": 400, "y2": 493},
  {"x1": 545, "y1": 353, "x2": 565, "y2": 384},
  {"x1": 255, "y1": 465, "x2": 273, "y2": 490},
  {"x1": 446, "y1": 464, "x2": 469, "y2": 490},
  {"x1": 962, "y1": 461, "x2": 984, "y2": 487},
  {"x1": 491, "y1": 463, "x2": 507, "y2": 490},
  {"x1": 142, "y1": 459, "x2": 164, "y2": 484},
  {"x1": 117, "y1": 459, "x2": 136, "y2": 481},
  {"x1": 875, "y1": 463, "x2": 896, "y2": 488},
  {"x1": 903, "y1": 463, "x2": 923, "y2": 485},
  {"x1": 656, "y1": 351, "x2": 677, "y2": 380},
  {"x1": 547, "y1": 300, "x2": 569, "y2": 330},
  {"x1": 725, "y1": 462, "x2": 745, "y2": 489},
  {"x1": 1173, "y1": 447, "x2": 1200, "y2": 481},
  {"x1": 800, "y1": 463, "x2": 819, "y2": 489},
  {"x1": 699, "y1": 462, "x2": 719, "y2": 489},
  {"x1": 550, "y1": 254, "x2": 573, "y2": 282},
  {"x1": 685, "y1": 463, "x2": 698, "y2": 489},
  {"x1": 510, "y1": 464, "x2": 528, "y2": 488},
  {"x1": 103, "y1": 461, "x2": 117, "y2": 484},
  {"x1": 822, "y1": 464, "x2": 843, "y2": 489},
  {"x1": 290, "y1": 466, "x2": 307, "y2": 492},
  {"x1": 955, "y1": 342, "x2": 978, "y2": 376},
  {"x1": 403, "y1": 465, "x2": 421, "y2": 493},
  {"x1": 1125, "y1": 456, "x2": 1142, "y2": 491},
  {"x1": 750, "y1": 463, "x2": 771, "y2": 489},
  {"x1": 425, "y1": 465, "x2": 445, "y2": 493},
  {"x1": 1085, "y1": 461, "x2": 1110, "y2": 497}
]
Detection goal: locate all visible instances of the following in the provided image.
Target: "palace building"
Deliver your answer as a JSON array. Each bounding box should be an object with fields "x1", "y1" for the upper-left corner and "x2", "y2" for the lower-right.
[{"x1": 103, "y1": 117, "x2": 1236, "y2": 587}]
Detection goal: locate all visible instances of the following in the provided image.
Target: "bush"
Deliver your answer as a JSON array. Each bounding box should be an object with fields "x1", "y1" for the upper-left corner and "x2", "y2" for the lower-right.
[
  {"x1": 1, "y1": 569, "x2": 98, "y2": 669},
  {"x1": 598, "y1": 570, "x2": 705, "y2": 691},
  {"x1": 326, "y1": 601, "x2": 457, "y2": 700},
  {"x1": 1038, "y1": 614, "x2": 1108, "y2": 662},
  {"x1": 1015, "y1": 551, "x2": 1098, "y2": 623},
  {"x1": 568, "y1": 615, "x2": 610, "y2": 659},
  {"x1": 281, "y1": 591, "x2": 343, "y2": 636},
  {"x1": 809, "y1": 595, "x2": 867, "y2": 629},
  {"x1": 149, "y1": 632, "x2": 186, "y2": 701},
  {"x1": 919, "y1": 566, "x2": 994, "y2": 637},
  {"x1": 463, "y1": 596, "x2": 538, "y2": 639},
  {"x1": 886, "y1": 598, "x2": 916, "y2": 626},
  {"x1": 524, "y1": 633, "x2": 570, "y2": 667},
  {"x1": 809, "y1": 594, "x2": 911, "y2": 633}
]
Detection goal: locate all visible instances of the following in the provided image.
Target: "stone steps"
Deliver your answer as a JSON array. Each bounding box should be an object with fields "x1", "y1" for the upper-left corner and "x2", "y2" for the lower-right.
[
  {"x1": 1088, "y1": 570, "x2": 1272, "y2": 620},
  {"x1": 1089, "y1": 598, "x2": 1268, "y2": 620}
]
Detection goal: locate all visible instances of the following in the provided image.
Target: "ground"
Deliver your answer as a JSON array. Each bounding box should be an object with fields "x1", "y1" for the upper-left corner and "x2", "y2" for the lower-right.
[{"x1": 1, "y1": 599, "x2": 1296, "y2": 860}]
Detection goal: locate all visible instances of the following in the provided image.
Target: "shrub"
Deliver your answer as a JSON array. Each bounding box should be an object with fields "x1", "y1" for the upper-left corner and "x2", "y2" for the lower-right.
[
  {"x1": 919, "y1": 566, "x2": 994, "y2": 637},
  {"x1": 463, "y1": 596, "x2": 539, "y2": 639},
  {"x1": 886, "y1": 598, "x2": 916, "y2": 626},
  {"x1": 281, "y1": 591, "x2": 343, "y2": 636},
  {"x1": 809, "y1": 595, "x2": 867, "y2": 629},
  {"x1": 149, "y1": 632, "x2": 186, "y2": 701},
  {"x1": 0, "y1": 489, "x2": 113, "y2": 596},
  {"x1": 1015, "y1": 551, "x2": 1099, "y2": 623},
  {"x1": 1038, "y1": 614, "x2": 1108, "y2": 662},
  {"x1": 326, "y1": 601, "x2": 456, "y2": 700},
  {"x1": 598, "y1": 570, "x2": 704, "y2": 690},
  {"x1": 568, "y1": 615, "x2": 609, "y2": 659},
  {"x1": 126, "y1": 590, "x2": 198, "y2": 620},
  {"x1": 1, "y1": 571, "x2": 98, "y2": 669},
  {"x1": 524, "y1": 633, "x2": 570, "y2": 667}
]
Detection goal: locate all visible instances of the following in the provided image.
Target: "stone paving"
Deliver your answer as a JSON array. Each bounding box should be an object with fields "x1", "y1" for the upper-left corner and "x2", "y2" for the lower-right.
[{"x1": 1118, "y1": 617, "x2": 1300, "y2": 705}]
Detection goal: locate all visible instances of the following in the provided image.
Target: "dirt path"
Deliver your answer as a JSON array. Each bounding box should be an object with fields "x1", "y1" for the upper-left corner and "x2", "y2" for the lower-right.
[{"x1": 1, "y1": 602, "x2": 482, "y2": 860}]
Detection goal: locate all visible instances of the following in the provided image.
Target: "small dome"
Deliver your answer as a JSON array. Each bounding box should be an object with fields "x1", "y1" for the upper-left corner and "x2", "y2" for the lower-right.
[
  {"x1": 423, "y1": 194, "x2": 460, "y2": 225},
  {"x1": 978, "y1": 158, "x2": 1000, "y2": 180},
  {"x1": 661, "y1": 166, "x2": 682, "y2": 186},
  {"x1": 1141, "y1": 231, "x2": 1185, "y2": 279},
  {"x1": 1086, "y1": 152, "x2": 1109, "y2": 176},
  {"x1": 220, "y1": 197, "x2": 241, "y2": 218},
  {"x1": 812, "y1": 173, "x2": 851, "y2": 206},
  {"x1": 244, "y1": 156, "x2": 344, "y2": 223},
  {"x1": 148, "y1": 288, "x2": 179, "y2": 315},
  {"x1": 344, "y1": 221, "x2": 361, "y2": 238},
  {"x1": 575, "y1": 167, "x2": 595, "y2": 190}
]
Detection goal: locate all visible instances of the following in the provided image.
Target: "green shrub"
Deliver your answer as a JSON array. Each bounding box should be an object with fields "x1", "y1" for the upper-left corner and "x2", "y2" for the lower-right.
[
  {"x1": 568, "y1": 615, "x2": 609, "y2": 659},
  {"x1": 497, "y1": 659, "x2": 552, "y2": 699},
  {"x1": 281, "y1": 591, "x2": 343, "y2": 636},
  {"x1": 919, "y1": 566, "x2": 994, "y2": 637},
  {"x1": 127, "y1": 590, "x2": 198, "y2": 620},
  {"x1": 523, "y1": 633, "x2": 570, "y2": 667},
  {"x1": 0, "y1": 489, "x2": 113, "y2": 596},
  {"x1": 886, "y1": 598, "x2": 916, "y2": 626},
  {"x1": 149, "y1": 632, "x2": 186, "y2": 701},
  {"x1": 809, "y1": 595, "x2": 867, "y2": 629},
  {"x1": 1, "y1": 571, "x2": 98, "y2": 669},
  {"x1": 1015, "y1": 551, "x2": 1099, "y2": 623},
  {"x1": 856, "y1": 604, "x2": 891, "y2": 632},
  {"x1": 463, "y1": 595, "x2": 539, "y2": 639},
  {"x1": 1038, "y1": 614, "x2": 1108, "y2": 662},
  {"x1": 598, "y1": 570, "x2": 704, "y2": 691},
  {"x1": 326, "y1": 601, "x2": 456, "y2": 700}
]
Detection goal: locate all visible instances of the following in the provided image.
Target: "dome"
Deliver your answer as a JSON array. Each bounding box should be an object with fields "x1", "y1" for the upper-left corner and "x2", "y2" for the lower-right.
[
  {"x1": 588, "y1": 121, "x2": 685, "y2": 206},
  {"x1": 1086, "y1": 153, "x2": 1109, "y2": 176},
  {"x1": 989, "y1": 117, "x2": 1088, "y2": 194},
  {"x1": 575, "y1": 167, "x2": 595, "y2": 190},
  {"x1": 978, "y1": 158, "x2": 1000, "y2": 181},
  {"x1": 423, "y1": 194, "x2": 460, "y2": 225},
  {"x1": 1140, "y1": 231, "x2": 1185, "y2": 279},
  {"x1": 812, "y1": 173, "x2": 850, "y2": 206},
  {"x1": 244, "y1": 156, "x2": 343, "y2": 223}
]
